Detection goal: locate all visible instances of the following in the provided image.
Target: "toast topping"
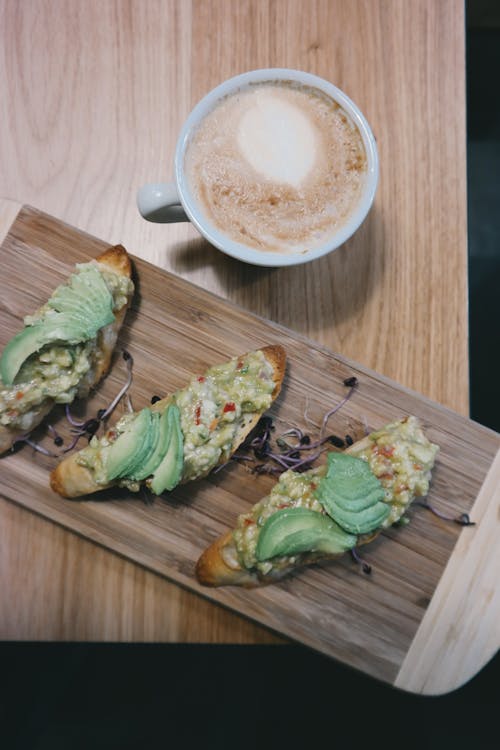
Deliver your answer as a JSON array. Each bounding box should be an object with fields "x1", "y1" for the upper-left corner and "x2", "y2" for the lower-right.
[
  {"x1": 176, "y1": 349, "x2": 276, "y2": 481},
  {"x1": 234, "y1": 468, "x2": 325, "y2": 574},
  {"x1": 232, "y1": 416, "x2": 439, "y2": 578},
  {"x1": 0, "y1": 262, "x2": 133, "y2": 431},
  {"x1": 75, "y1": 348, "x2": 278, "y2": 491},
  {"x1": 315, "y1": 453, "x2": 389, "y2": 534},
  {"x1": 255, "y1": 507, "x2": 356, "y2": 562},
  {"x1": 347, "y1": 416, "x2": 439, "y2": 526}
]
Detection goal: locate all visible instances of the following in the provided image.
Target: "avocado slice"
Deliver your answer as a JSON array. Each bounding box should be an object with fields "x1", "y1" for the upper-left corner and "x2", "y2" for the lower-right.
[
  {"x1": 329, "y1": 486, "x2": 387, "y2": 513},
  {"x1": 0, "y1": 264, "x2": 115, "y2": 385},
  {"x1": 0, "y1": 319, "x2": 89, "y2": 386},
  {"x1": 315, "y1": 453, "x2": 390, "y2": 535},
  {"x1": 49, "y1": 265, "x2": 114, "y2": 330},
  {"x1": 255, "y1": 507, "x2": 357, "y2": 562},
  {"x1": 104, "y1": 408, "x2": 154, "y2": 481},
  {"x1": 148, "y1": 404, "x2": 183, "y2": 495},
  {"x1": 129, "y1": 410, "x2": 165, "y2": 481}
]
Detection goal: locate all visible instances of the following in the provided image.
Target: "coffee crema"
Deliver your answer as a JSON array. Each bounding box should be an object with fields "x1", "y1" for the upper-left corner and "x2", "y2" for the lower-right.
[{"x1": 184, "y1": 81, "x2": 367, "y2": 254}]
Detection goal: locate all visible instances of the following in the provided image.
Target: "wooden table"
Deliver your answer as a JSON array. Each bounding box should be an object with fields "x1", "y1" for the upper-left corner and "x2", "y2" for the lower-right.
[{"x1": 1, "y1": 0, "x2": 481, "y2": 686}]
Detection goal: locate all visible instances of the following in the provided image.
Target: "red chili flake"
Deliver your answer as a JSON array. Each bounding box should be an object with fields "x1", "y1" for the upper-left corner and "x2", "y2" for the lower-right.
[
  {"x1": 277, "y1": 503, "x2": 290, "y2": 509},
  {"x1": 236, "y1": 360, "x2": 244, "y2": 369},
  {"x1": 310, "y1": 482, "x2": 317, "y2": 491},
  {"x1": 223, "y1": 402, "x2": 236, "y2": 413},
  {"x1": 413, "y1": 463, "x2": 423, "y2": 471},
  {"x1": 197, "y1": 376, "x2": 205, "y2": 383},
  {"x1": 244, "y1": 518, "x2": 255, "y2": 526},
  {"x1": 377, "y1": 445, "x2": 395, "y2": 458},
  {"x1": 195, "y1": 404, "x2": 202, "y2": 425},
  {"x1": 107, "y1": 430, "x2": 117, "y2": 441},
  {"x1": 15, "y1": 391, "x2": 24, "y2": 400},
  {"x1": 378, "y1": 472, "x2": 393, "y2": 481}
]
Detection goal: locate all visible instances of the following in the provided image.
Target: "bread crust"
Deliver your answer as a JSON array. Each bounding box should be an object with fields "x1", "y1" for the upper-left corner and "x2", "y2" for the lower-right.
[
  {"x1": 195, "y1": 528, "x2": 359, "y2": 589},
  {"x1": 50, "y1": 344, "x2": 287, "y2": 499},
  {"x1": 49, "y1": 456, "x2": 109, "y2": 498},
  {"x1": 0, "y1": 245, "x2": 133, "y2": 455},
  {"x1": 195, "y1": 532, "x2": 261, "y2": 588},
  {"x1": 196, "y1": 532, "x2": 361, "y2": 589}
]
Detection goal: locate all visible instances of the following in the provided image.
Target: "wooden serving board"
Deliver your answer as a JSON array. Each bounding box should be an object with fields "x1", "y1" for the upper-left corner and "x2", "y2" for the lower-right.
[{"x1": 1, "y1": 206, "x2": 498, "y2": 694}]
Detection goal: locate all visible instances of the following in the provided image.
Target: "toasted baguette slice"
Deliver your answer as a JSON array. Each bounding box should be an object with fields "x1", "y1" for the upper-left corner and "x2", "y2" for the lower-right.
[
  {"x1": 0, "y1": 246, "x2": 134, "y2": 455},
  {"x1": 196, "y1": 416, "x2": 439, "y2": 588},
  {"x1": 50, "y1": 344, "x2": 286, "y2": 499}
]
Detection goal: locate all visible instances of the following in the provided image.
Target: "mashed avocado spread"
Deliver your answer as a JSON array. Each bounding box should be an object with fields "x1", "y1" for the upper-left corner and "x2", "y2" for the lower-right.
[
  {"x1": 76, "y1": 349, "x2": 276, "y2": 490},
  {"x1": 233, "y1": 416, "x2": 438, "y2": 576},
  {"x1": 0, "y1": 263, "x2": 133, "y2": 433}
]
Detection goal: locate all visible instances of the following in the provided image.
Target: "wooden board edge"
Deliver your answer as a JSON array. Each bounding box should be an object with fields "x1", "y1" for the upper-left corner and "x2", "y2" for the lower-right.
[
  {"x1": 394, "y1": 447, "x2": 500, "y2": 695},
  {"x1": 0, "y1": 198, "x2": 22, "y2": 246}
]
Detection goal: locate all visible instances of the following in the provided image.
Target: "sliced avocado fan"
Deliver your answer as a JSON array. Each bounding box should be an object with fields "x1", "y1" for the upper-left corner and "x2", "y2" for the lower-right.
[
  {"x1": 255, "y1": 453, "x2": 390, "y2": 563},
  {"x1": 148, "y1": 404, "x2": 184, "y2": 495},
  {"x1": 104, "y1": 408, "x2": 155, "y2": 481},
  {"x1": 315, "y1": 453, "x2": 390, "y2": 535},
  {"x1": 256, "y1": 507, "x2": 357, "y2": 562},
  {"x1": 0, "y1": 264, "x2": 115, "y2": 385},
  {"x1": 128, "y1": 411, "x2": 164, "y2": 482},
  {"x1": 102, "y1": 403, "x2": 184, "y2": 495}
]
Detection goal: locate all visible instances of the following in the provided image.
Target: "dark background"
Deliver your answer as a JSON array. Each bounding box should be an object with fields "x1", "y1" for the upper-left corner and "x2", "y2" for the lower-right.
[
  {"x1": 2, "y1": 3, "x2": 499, "y2": 747},
  {"x1": 468, "y1": 2, "x2": 500, "y2": 432}
]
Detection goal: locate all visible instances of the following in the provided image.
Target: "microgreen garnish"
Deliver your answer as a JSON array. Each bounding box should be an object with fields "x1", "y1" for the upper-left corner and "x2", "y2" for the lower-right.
[
  {"x1": 62, "y1": 349, "x2": 134, "y2": 452},
  {"x1": 417, "y1": 500, "x2": 475, "y2": 526},
  {"x1": 47, "y1": 424, "x2": 64, "y2": 447},
  {"x1": 94, "y1": 350, "x2": 134, "y2": 422},
  {"x1": 343, "y1": 376, "x2": 358, "y2": 388},
  {"x1": 329, "y1": 435, "x2": 345, "y2": 448},
  {"x1": 350, "y1": 548, "x2": 372, "y2": 574},
  {"x1": 230, "y1": 375, "x2": 360, "y2": 475},
  {"x1": 319, "y1": 377, "x2": 358, "y2": 440},
  {"x1": 12, "y1": 435, "x2": 60, "y2": 457}
]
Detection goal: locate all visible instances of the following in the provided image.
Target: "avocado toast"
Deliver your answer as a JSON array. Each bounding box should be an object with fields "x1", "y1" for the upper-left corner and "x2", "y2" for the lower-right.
[
  {"x1": 196, "y1": 416, "x2": 438, "y2": 587},
  {"x1": 50, "y1": 345, "x2": 286, "y2": 498},
  {"x1": 0, "y1": 245, "x2": 134, "y2": 455}
]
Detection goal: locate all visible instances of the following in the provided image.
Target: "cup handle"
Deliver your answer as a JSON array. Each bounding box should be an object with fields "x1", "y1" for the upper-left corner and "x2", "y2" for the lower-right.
[{"x1": 137, "y1": 182, "x2": 190, "y2": 223}]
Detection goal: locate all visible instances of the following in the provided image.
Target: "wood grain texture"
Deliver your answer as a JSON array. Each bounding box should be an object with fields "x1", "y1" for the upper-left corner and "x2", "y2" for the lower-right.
[
  {"x1": 0, "y1": 1, "x2": 471, "y2": 667},
  {"x1": 0, "y1": 0, "x2": 468, "y2": 411},
  {"x1": 395, "y1": 448, "x2": 500, "y2": 694},
  {"x1": 0, "y1": 206, "x2": 497, "y2": 693},
  {"x1": 0, "y1": 496, "x2": 282, "y2": 643}
]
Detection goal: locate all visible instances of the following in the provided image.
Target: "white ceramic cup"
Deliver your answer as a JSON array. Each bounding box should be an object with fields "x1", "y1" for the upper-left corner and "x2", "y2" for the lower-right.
[{"x1": 137, "y1": 68, "x2": 378, "y2": 267}]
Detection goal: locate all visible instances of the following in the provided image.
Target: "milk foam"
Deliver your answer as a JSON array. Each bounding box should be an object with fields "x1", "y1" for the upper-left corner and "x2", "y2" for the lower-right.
[
  {"x1": 236, "y1": 90, "x2": 317, "y2": 186},
  {"x1": 185, "y1": 82, "x2": 367, "y2": 253}
]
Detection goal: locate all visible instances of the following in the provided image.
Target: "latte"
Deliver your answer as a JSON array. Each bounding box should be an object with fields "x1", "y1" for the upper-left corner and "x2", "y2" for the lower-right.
[{"x1": 184, "y1": 81, "x2": 367, "y2": 254}]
